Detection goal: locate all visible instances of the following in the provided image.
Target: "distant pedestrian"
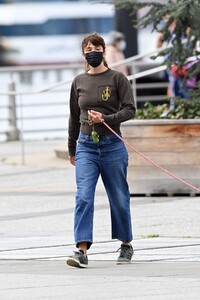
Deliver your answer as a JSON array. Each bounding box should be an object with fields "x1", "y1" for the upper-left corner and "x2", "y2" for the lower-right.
[
  {"x1": 156, "y1": 13, "x2": 177, "y2": 100},
  {"x1": 66, "y1": 32, "x2": 136, "y2": 268},
  {"x1": 156, "y1": 12, "x2": 191, "y2": 106},
  {"x1": 105, "y1": 30, "x2": 129, "y2": 76}
]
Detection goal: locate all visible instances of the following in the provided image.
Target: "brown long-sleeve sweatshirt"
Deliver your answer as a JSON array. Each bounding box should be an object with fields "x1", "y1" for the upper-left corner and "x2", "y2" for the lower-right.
[{"x1": 68, "y1": 68, "x2": 136, "y2": 156}]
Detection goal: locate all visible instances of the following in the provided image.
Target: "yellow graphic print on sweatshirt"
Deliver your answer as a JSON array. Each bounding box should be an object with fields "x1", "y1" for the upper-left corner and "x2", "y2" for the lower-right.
[{"x1": 102, "y1": 86, "x2": 111, "y2": 101}]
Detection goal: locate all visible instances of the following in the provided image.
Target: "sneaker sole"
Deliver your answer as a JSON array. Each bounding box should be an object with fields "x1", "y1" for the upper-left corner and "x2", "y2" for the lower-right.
[
  {"x1": 66, "y1": 257, "x2": 88, "y2": 268},
  {"x1": 116, "y1": 260, "x2": 132, "y2": 265}
]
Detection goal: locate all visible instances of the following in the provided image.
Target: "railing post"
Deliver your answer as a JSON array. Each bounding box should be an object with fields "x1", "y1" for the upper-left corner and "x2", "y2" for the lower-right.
[
  {"x1": 6, "y1": 81, "x2": 20, "y2": 141},
  {"x1": 131, "y1": 63, "x2": 137, "y2": 109}
]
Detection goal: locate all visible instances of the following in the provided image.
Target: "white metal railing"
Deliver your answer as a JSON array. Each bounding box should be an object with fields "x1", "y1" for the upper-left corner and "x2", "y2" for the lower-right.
[
  {"x1": 0, "y1": 63, "x2": 83, "y2": 74},
  {"x1": 0, "y1": 47, "x2": 169, "y2": 145}
]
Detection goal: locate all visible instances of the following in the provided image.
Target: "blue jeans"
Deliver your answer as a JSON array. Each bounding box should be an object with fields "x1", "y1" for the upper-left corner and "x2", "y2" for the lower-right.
[{"x1": 74, "y1": 133, "x2": 133, "y2": 249}]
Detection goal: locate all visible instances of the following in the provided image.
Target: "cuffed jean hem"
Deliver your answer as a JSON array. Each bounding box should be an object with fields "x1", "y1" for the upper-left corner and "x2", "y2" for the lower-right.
[
  {"x1": 76, "y1": 240, "x2": 92, "y2": 250},
  {"x1": 112, "y1": 236, "x2": 133, "y2": 243}
]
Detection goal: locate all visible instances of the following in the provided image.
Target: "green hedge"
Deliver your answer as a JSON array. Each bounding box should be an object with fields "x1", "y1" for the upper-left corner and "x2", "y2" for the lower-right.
[{"x1": 136, "y1": 98, "x2": 200, "y2": 119}]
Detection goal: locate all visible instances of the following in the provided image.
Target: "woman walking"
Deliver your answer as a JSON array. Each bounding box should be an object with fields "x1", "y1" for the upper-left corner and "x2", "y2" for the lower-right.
[{"x1": 66, "y1": 32, "x2": 136, "y2": 268}]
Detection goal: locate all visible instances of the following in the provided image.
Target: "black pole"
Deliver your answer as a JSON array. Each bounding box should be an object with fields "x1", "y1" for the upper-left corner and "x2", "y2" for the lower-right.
[{"x1": 115, "y1": 8, "x2": 138, "y2": 58}]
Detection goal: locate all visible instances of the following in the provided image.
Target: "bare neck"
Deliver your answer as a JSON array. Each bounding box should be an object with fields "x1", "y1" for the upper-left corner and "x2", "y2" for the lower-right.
[{"x1": 88, "y1": 64, "x2": 108, "y2": 74}]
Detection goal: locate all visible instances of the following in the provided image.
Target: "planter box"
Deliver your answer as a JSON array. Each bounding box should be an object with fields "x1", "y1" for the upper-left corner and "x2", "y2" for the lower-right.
[{"x1": 121, "y1": 119, "x2": 200, "y2": 195}]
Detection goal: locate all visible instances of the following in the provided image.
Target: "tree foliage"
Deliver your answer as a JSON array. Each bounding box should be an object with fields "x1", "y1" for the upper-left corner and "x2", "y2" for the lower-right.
[{"x1": 112, "y1": 0, "x2": 200, "y2": 93}]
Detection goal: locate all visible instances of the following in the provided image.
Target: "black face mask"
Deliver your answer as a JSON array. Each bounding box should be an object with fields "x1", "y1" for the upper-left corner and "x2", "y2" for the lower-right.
[{"x1": 85, "y1": 51, "x2": 103, "y2": 68}]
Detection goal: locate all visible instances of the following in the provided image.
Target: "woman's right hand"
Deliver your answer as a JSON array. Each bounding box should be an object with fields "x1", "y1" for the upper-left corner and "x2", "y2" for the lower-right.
[{"x1": 69, "y1": 156, "x2": 75, "y2": 166}]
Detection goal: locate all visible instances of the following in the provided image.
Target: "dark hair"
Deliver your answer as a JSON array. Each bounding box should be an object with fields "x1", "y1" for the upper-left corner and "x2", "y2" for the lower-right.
[{"x1": 81, "y1": 32, "x2": 108, "y2": 70}]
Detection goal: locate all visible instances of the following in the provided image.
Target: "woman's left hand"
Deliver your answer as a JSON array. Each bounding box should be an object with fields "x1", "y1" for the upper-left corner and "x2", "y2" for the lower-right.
[{"x1": 88, "y1": 110, "x2": 104, "y2": 124}]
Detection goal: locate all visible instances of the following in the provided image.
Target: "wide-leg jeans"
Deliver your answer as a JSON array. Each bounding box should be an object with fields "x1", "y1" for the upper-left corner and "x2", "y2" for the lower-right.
[{"x1": 74, "y1": 132, "x2": 133, "y2": 249}]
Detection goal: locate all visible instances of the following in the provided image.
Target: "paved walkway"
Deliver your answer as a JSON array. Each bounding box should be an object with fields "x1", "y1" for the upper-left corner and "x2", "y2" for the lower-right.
[{"x1": 0, "y1": 140, "x2": 200, "y2": 299}]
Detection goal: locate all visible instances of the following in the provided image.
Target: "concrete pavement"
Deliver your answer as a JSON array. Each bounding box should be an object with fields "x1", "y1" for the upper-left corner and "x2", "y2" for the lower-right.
[{"x1": 0, "y1": 140, "x2": 200, "y2": 299}]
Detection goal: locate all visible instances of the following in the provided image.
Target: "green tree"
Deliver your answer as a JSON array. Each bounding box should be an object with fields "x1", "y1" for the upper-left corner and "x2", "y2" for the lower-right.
[{"x1": 112, "y1": 0, "x2": 200, "y2": 103}]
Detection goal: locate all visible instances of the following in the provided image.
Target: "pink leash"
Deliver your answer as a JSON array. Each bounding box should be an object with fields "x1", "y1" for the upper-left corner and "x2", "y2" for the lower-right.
[{"x1": 102, "y1": 120, "x2": 200, "y2": 193}]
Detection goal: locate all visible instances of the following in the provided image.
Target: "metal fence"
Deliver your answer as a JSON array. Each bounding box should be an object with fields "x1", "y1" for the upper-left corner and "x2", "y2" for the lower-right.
[
  {"x1": 0, "y1": 63, "x2": 83, "y2": 141},
  {"x1": 0, "y1": 50, "x2": 168, "y2": 143}
]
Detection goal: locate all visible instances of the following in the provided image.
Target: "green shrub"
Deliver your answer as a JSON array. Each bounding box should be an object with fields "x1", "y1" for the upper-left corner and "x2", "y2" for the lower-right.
[{"x1": 136, "y1": 98, "x2": 200, "y2": 119}]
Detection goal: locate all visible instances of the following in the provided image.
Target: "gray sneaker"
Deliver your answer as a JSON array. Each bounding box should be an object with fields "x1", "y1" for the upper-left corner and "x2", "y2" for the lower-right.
[
  {"x1": 117, "y1": 244, "x2": 134, "y2": 264},
  {"x1": 66, "y1": 250, "x2": 88, "y2": 268}
]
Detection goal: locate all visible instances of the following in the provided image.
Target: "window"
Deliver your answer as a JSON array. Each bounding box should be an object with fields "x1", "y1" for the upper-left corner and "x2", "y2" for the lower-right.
[{"x1": 0, "y1": 17, "x2": 114, "y2": 36}]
